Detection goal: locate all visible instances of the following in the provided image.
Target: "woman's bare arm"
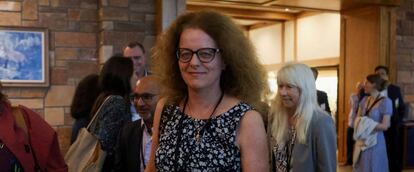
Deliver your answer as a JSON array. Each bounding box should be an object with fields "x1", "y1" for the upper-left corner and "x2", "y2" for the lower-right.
[
  {"x1": 237, "y1": 110, "x2": 269, "y2": 172},
  {"x1": 145, "y1": 98, "x2": 166, "y2": 172}
]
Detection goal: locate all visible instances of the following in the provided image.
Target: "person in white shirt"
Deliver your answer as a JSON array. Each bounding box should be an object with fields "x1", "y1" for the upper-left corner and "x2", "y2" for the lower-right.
[
  {"x1": 345, "y1": 81, "x2": 366, "y2": 165},
  {"x1": 113, "y1": 76, "x2": 160, "y2": 172}
]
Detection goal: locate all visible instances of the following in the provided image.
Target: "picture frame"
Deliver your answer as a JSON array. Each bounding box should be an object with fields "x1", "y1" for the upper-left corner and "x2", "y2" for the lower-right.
[{"x1": 0, "y1": 26, "x2": 49, "y2": 87}]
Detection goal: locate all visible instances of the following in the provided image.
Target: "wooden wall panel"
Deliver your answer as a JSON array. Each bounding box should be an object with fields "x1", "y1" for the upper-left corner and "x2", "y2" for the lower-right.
[{"x1": 338, "y1": 5, "x2": 394, "y2": 162}]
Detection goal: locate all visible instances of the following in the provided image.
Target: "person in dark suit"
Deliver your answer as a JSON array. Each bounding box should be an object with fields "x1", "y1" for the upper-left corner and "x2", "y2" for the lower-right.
[
  {"x1": 311, "y1": 67, "x2": 331, "y2": 115},
  {"x1": 375, "y1": 65, "x2": 405, "y2": 172},
  {"x1": 113, "y1": 76, "x2": 160, "y2": 172}
]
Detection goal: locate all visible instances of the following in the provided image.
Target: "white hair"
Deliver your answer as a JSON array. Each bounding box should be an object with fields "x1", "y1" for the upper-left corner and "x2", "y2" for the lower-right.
[{"x1": 270, "y1": 63, "x2": 323, "y2": 144}]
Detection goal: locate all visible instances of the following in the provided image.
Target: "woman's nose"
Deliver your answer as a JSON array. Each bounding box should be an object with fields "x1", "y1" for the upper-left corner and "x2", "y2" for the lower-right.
[
  {"x1": 279, "y1": 87, "x2": 288, "y2": 95},
  {"x1": 189, "y1": 53, "x2": 201, "y2": 66}
]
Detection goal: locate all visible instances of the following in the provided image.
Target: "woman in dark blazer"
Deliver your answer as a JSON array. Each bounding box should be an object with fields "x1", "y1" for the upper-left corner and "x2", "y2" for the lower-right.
[{"x1": 269, "y1": 63, "x2": 336, "y2": 172}]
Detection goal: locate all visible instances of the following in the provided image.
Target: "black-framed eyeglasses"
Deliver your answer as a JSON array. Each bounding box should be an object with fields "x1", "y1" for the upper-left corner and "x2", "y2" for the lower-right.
[
  {"x1": 176, "y1": 48, "x2": 221, "y2": 63},
  {"x1": 129, "y1": 93, "x2": 157, "y2": 103}
]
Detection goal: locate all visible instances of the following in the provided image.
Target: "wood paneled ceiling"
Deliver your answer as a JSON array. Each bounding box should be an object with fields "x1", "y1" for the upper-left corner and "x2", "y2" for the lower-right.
[
  {"x1": 187, "y1": 0, "x2": 399, "y2": 27},
  {"x1": 187, "y1": 0, "x2": 399, "y2": 12}
]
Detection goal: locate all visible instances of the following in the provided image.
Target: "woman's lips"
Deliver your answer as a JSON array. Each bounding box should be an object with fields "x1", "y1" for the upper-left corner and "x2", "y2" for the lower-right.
[
  {"x1": 281, "y1": 98, "x2": 292, "y2": 102},
  {"x1": 188, "y1": 72, "x2": 205, "y2": 77}
]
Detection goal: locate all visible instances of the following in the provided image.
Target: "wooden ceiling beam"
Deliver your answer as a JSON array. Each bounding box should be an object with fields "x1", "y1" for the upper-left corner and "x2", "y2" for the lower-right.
[
  {"x1": 188, "y1": 0, "x2": 338, "y2": 12},
  {"x1": 187, "y1": 1, "x2": 297, "y2": 13},
  {"x1": 187, "y1": 4, "x2": 296, "y2": 21},
  {"x1": 341, "y1": 0, "x2": 400, "y2": 10}
]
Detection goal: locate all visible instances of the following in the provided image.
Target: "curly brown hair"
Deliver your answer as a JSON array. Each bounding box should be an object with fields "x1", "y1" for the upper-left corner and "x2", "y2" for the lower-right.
[{"x1": 151, "y1": 10, "x2": 269, "y2": 114}]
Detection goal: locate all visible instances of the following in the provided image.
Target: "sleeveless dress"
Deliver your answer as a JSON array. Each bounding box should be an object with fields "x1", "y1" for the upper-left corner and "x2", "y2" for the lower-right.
[
  {"x1": 353, "y1": 96, "x2": 392, "y2": 172},
  {"x1": 155, "y1": 102, "x2": 252, "y2": 172}
]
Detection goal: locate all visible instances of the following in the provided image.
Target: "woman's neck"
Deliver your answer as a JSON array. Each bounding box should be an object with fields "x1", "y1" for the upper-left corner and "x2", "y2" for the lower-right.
[
  {"x1": 370, "y1": 90, "x2": 380, "y2": 99},
  {"x1": 288, "y1": 114, "x2": 297, "y2": 127},
  {"x1": 286, "y1": 107, "x2": 296, "y2": 117},
  {"x1": 188, "y1": 87, "x2": 222, "y2": 106},
  {"x1": 186, "y1": 87, "x2": 223, "y2": 118}
]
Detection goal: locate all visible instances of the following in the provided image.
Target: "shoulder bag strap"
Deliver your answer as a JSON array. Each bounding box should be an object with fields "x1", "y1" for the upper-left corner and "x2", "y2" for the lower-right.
[
  {"x1": 86, "y1": 95, "x2": 113, "y2": 130},
  {"x1": 364, "y1": 97, "x2": 384, "y2": 117},
  {"x1": 12, "y1": 106, "x2": 28, "y2": 136}
]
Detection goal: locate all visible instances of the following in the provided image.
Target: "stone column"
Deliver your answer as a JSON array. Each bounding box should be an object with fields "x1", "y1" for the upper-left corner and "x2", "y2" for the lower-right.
[
  {"x1": 396, "y1": 0, "x2": 414, "y2": 105},
  {"x1": 157, "y1": 0, "x2": 186, "y2": 32}
]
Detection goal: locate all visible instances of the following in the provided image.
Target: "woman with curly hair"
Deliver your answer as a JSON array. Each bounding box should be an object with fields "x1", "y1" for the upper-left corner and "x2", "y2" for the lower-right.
[{"x1": 145, "y1": 10, "x2": 269, "y2": 172}]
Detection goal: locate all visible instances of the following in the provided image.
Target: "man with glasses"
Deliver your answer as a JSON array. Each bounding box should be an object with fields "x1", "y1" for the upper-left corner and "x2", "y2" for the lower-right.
[
  {"x1": 123, "y1": 41, "x2": 150, "y2": 121},
  {"x1": 113, "y1": 76, "x2": 160, "y2": 172}
]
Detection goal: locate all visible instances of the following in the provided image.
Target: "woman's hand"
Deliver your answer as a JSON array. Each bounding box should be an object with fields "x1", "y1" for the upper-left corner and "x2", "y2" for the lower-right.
[{"x1": 375, "y1": 115, "x2": 390, "y2": 131}]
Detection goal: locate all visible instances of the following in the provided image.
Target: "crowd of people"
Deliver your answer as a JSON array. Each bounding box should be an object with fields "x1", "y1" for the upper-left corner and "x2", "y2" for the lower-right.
[
  {"x1": 346, "y1": 66, "x2": 406, "y2": 172},
  {"x1": 0, "y1": 10, "x2": 407, "y2": 172}
]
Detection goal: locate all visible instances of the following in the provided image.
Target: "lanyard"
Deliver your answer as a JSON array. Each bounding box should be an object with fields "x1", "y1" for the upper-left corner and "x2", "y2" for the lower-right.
[
  {"x1": 364, "y1": 95, "x2": 383, "y2": 117},
  {"x1": 286, "y1": 128, "x2": 296, "y2": 171}
]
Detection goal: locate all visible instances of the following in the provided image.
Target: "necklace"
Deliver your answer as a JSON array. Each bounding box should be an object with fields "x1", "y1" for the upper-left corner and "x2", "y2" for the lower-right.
[{"x1": 184, "y1": 91, "x2": 224, "y2": 143}]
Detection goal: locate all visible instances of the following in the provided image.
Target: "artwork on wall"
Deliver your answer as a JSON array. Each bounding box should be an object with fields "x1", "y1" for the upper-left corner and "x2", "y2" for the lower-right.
[{"x1": 0, "y1": 27, "x2": 49, "y2": 87}]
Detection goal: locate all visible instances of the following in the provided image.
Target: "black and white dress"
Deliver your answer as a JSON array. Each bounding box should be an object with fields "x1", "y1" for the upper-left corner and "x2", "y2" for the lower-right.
[{"x1": 155, "y1": 103, "x2": 252, "y2": 172}]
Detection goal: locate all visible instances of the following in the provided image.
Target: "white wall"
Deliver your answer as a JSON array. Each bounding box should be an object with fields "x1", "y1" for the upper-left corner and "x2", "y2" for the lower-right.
[
  {"x1": 249, "y1": 23, "x2": 283, "y2": 65},
  {"x1": 296, "y1": 13, "x2": 340, "y2": 61},
  {"x1": 284, "y1": 21, "x2": 295, "y2": 62},
  {"x1": 247, "y1": 12, "x2": 340, "y2": 67}
]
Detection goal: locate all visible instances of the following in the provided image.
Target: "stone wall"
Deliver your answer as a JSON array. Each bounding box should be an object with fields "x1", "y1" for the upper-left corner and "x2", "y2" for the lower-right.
[
  {"x1": 396, "y1": 0, "x2": 414, "y2": 116},
  {"x1": 0, "y1": 0, "x2": 155, "y2": 154},
  {"x1": 98, "y1": 0, "x2": 156, "y2": 63}
]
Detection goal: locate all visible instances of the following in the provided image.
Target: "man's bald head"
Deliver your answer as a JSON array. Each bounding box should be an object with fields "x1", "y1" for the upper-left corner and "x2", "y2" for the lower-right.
[
  {"x1": 133, "y1": 76, "x2": 160, "y2": 121},
  {"x1": 135, "y1": 76, "x2": 160, "y2": 94}
]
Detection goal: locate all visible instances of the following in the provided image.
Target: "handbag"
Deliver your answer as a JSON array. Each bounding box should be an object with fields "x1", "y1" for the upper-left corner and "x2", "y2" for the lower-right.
[{"x1": 65, "y1": 96, "x2": 112, "y2": 172}]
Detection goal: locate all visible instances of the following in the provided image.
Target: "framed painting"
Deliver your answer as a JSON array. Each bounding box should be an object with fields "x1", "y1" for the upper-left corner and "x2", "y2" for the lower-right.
[{"x1": 0, "y1": 27, "x2": 49, "y2": 87}]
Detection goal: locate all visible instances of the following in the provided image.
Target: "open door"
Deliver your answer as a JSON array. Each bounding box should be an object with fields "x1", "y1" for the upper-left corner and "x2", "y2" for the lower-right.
[{"x1": 338, "y1": 5, "x2": 396, "y2": 163}]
